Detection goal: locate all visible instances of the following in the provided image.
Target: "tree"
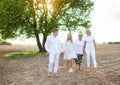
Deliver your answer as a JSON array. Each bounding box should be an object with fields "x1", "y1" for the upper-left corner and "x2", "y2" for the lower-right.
[{"x1": 0, "y1": 0, "x2": 94, "y2": 52}]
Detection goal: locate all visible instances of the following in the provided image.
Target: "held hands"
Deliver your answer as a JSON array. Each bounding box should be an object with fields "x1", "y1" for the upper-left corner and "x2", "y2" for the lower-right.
[
  {"x1": 83, "y1": 49, "x2": 86, "y2": 54},
  {"x1": 60, "y1": 51, "x2": 64, "y2": 57},
  {"x1": 95, "y1": 47, "x2": 97, "y2": 51}
]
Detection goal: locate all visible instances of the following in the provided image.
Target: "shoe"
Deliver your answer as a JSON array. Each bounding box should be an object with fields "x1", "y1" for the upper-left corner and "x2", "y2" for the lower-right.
[
  {"x1": 86, "y1": 68, "x2": 90, "y2": 74},
  {"x1": 48, "y1": 72, "x2": 52, "y2": 77},
  {"x1": 68, "y1": 68, "x2": 73, "y2": 73},
  {"x1": 92, "y1": 68, "x2": 97, "y2": 74},
  {"x1": 54, "y1": 73, "x2": 59, "y2": 77}
]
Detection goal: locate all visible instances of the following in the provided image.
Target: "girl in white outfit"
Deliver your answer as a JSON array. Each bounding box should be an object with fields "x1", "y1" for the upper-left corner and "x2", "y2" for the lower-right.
[
  {"x1": 84, "y1": 29, "x2": 97, "y2": 73},
  {"x1": 63, "y1": 33, "x2": 77, "y2": 73},
  {"x1": 74, "y1": 34, "x2": 84, "y2": 71}
]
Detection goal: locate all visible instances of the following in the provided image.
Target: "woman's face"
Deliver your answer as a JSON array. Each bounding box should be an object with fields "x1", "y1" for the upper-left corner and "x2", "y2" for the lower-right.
[
  {"x1": 67, "y1": 34, "x2": 71, "y2": 40},
  {"x1": 86, "y1": 30, "x2": 91, "y2": 36}
]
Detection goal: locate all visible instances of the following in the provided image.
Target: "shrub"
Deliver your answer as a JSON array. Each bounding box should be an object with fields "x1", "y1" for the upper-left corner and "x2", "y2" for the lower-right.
[{"x1": 107, "y1": 42, "x2": 120, "y2": 44}]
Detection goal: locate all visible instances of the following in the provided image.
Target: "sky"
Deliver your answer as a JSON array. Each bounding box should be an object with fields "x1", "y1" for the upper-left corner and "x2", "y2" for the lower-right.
[
  {"x1": 91, "y1": 0, "x2": 120, "y2": 43},
  {"x1": 7, "y1": 0, "x2": 120, "y2": 44}
]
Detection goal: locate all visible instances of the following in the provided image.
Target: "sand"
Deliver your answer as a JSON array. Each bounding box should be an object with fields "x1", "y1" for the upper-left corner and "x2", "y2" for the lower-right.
[{"x1": 0, "y1": 44, "x2": 120, "y2": 85}]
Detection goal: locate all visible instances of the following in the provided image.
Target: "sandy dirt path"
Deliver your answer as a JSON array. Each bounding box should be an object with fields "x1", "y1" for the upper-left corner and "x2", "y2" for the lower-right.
[{"x1": 0, "y1": 44, "x2": 120, "y2": 85}]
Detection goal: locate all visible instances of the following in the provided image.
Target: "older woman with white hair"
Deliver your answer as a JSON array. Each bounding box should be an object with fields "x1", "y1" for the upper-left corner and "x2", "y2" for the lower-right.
[{"x1": 84, "y1": 29, "x2": 97, "y2": 73}]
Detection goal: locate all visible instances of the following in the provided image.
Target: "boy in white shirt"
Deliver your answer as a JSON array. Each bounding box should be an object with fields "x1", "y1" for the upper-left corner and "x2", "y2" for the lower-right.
[
  {"x1": 84, "y1": 29, "x2": 97, "y2": 73},
  {"x1": 45, "y1": 28, "x2": 61, "y2": 77},
  {"x1": 74, "y1": 34, "x2": 84, "y2": 71}
]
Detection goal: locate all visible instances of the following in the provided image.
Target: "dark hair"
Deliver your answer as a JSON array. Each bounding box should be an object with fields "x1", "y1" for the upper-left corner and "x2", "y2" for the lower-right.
[{"x1": 52, "y1": 28, "x2": 59, "y2": 32}]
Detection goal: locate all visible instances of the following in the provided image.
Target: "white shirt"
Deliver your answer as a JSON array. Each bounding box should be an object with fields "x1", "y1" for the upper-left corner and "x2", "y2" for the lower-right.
[
  {"x1": 45, "y1": 35, "x2": 61, "y2": 54},
  {"x1": 74, "y1": 40, "x2": 84, "y2": 54},
  {"x1": 85, "y1": 35, "x2": 95, "y2": 49}
]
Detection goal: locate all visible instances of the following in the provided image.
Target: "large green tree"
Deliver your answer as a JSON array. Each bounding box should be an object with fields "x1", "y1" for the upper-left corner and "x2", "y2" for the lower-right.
[{"x1": 0, "y1": 0, "x2": 94, "y2": 52}]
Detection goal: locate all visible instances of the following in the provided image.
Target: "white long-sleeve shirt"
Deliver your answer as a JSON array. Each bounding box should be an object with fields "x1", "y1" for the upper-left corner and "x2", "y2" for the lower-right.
[
  {"x1": 74, "y1": 40, "x2": 84, "y2": 54},
  {"x1": 45, "y1": 35, "x2": 61, "y2": 54}
]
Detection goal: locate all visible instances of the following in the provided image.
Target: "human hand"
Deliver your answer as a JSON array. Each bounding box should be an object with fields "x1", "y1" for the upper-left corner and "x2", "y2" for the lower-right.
[
  {"x1": 60, "y1": 52, "x2": 64, "y2": 57},
  {"x1": 83, "y1": 49, "x2": 86, "y2": 54},
  {"x1": 95, "y1": 47, "x2": 97, "y2": 51}
]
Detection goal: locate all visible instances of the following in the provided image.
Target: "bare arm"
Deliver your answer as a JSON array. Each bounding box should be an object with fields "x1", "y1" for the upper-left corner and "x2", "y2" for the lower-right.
[
  {"x1": 93, "y1": 39, "x2": 97, "y2": 51},
  {"x1": 83, "y1": 41, "x2": 86, "y2": 54},
  {"x1": 45, "y1": 37, "x2": 50, "y2": 52}
]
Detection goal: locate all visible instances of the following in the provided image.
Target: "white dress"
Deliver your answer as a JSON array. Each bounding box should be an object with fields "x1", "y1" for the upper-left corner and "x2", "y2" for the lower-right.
[{"x1": 63, "y1": 41, "x2": 77, "y2": 60}]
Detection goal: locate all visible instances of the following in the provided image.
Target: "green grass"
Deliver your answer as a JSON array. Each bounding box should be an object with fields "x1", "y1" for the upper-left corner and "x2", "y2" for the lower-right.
[
  {"x1": 4, "y1": 50, "x2": 48, "y2": 60},
  {"x1": 0, "y1": 40, "x2": 11, "y2": 45}
]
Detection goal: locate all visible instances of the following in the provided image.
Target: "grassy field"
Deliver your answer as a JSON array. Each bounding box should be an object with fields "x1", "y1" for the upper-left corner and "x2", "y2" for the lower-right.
[{"x1": 3, "y1": 51, "x2": 48, "y2": 60}]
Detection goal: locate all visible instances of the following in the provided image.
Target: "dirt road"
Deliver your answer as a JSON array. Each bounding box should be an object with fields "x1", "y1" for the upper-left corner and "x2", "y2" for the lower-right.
[{"x1": 0, "y1": 44, "x2": 120, "y2": 85}]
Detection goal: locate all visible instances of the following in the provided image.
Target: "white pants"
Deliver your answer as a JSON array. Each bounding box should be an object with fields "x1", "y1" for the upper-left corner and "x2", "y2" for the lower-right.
[
  {"x1": 86, "y1": 48, "x2": 97, "y2": 68},
  {"x1": 48, "y1": 53, "x2": 60, "y2": 73}
]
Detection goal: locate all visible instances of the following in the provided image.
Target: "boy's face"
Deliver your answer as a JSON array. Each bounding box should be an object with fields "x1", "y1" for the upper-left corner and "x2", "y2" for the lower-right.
[
  {"x1": 54, "y1": 31, "x2": 59, "y2": 36},
  {"x1": 78, "y1": 35, "x2": 82, "y2": 40}
]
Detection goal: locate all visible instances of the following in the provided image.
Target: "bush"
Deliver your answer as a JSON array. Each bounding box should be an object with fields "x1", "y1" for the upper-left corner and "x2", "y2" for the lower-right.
[
  {"x1": 4, "y1": 50, "x2": 48, "y2": 60},
  {"x1": 107, "y1": 42, "x2": 120, "y2": 44}
]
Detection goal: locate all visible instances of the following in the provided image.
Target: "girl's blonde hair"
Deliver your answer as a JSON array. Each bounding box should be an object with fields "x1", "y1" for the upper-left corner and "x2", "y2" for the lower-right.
[{"x1": 67, "y1": 33, "x2": 73, "y2": 43}]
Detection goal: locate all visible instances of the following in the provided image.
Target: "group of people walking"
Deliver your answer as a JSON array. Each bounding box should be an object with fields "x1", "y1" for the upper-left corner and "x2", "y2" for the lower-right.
[{"x1": 45, "y1": 28, "x2": 97, "y2": 77}]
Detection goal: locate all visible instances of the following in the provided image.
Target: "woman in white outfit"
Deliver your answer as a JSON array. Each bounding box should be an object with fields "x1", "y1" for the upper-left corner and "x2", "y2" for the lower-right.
[
  {"x1": 63, "y1": 33, "x2": 77, "y2": 73},
  {"x1": 84, "y1": 29, "x2": 97, "y2": 73}
]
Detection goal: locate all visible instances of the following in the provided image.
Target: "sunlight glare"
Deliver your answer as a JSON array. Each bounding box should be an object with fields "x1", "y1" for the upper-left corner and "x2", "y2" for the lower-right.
[{"x1": 47, "y1": 0, "x2": 52, "y2": 10}]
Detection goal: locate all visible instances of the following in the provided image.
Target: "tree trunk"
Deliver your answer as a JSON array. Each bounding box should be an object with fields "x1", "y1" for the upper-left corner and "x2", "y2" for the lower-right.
[
  {"x1": 31, "y1": 2, "x2": 44, "y2": 52},
  {"x1": 34, "y1": 31, "x2": 43, "y2": 52},
  {"x1": 42, "y1": 34, "x2": 47, "y2": 51},
  {"x1": 33, "y1": 24, "x2": 43, "y2": 52}
]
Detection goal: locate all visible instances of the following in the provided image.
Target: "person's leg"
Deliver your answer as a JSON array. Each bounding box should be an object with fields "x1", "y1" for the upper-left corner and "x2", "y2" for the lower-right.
[
  {"x1": 78, "y1": 64, "x2": 81, "y2": 70},
  {"x1": 86, "y1": 49, "x2": 91, "y2": 68},
  {"x1": 67, "y1": 60, "x2": 69, "y2": 70},
  {"x1": 68, "y1": 59, "x2": 73, "y2": 73},
  {"x1": 75, "y1": 64, "x2": 80, "y2": 71},
  {"x1": 79, "y1": 54, "x2": 83, "y2": 70},
  {"x1": 54, "y1": 53, "x2": 60, "y2": 74},
  {"x1": 91, "y1": 49, "x2": 97, "y2": 72},
  {"x1": 70, "y1": 59, "x2": 73, "y2": 68},
  {"x1": 68, "y1": 60, "x2": 70, "y2": 70},
  {"x1": 77, "y1": 54, "x2": 82, "y2": 70},
  {"x1": 75, "y1": 55, "x2": 79, "y2": 71},
  {"x1": 48, "y1": 53, "x2": 55, "y2": 73}
]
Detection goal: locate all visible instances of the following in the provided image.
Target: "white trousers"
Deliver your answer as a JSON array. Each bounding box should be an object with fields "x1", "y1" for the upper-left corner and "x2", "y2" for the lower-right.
[
  {"x1": 48, "y1": 53, "x2": 60, "y2": 73},
  {"x1": 86, "y1": 48, "x2": 97, "y2": 68}
]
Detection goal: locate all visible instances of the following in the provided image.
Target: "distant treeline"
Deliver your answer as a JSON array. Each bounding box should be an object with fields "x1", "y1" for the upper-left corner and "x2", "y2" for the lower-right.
[
  {"x1": 0, "y1": 39, "x2": 11, "y2": 45},
  {"x1": 103, "y1": 42, "x2": 120, "y2": 44}
]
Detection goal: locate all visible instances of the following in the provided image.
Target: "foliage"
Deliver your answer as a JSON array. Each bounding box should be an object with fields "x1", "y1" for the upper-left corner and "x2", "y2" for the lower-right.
[
  {"x1": 0, "y1": 0, "x2": 94, "y2": 51},
  {"x1": 0, "y1": 39, "x2": 11, "y2": 45},
  {"x1": 107, "y1": 42, "x2": 120, "y2": 44},
  {"x1": 0, "y1": 0, "x2": 25, "y2": 39},
  {"x1": 4, "y1": 50, "x2": 48, "y2": 60}
]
